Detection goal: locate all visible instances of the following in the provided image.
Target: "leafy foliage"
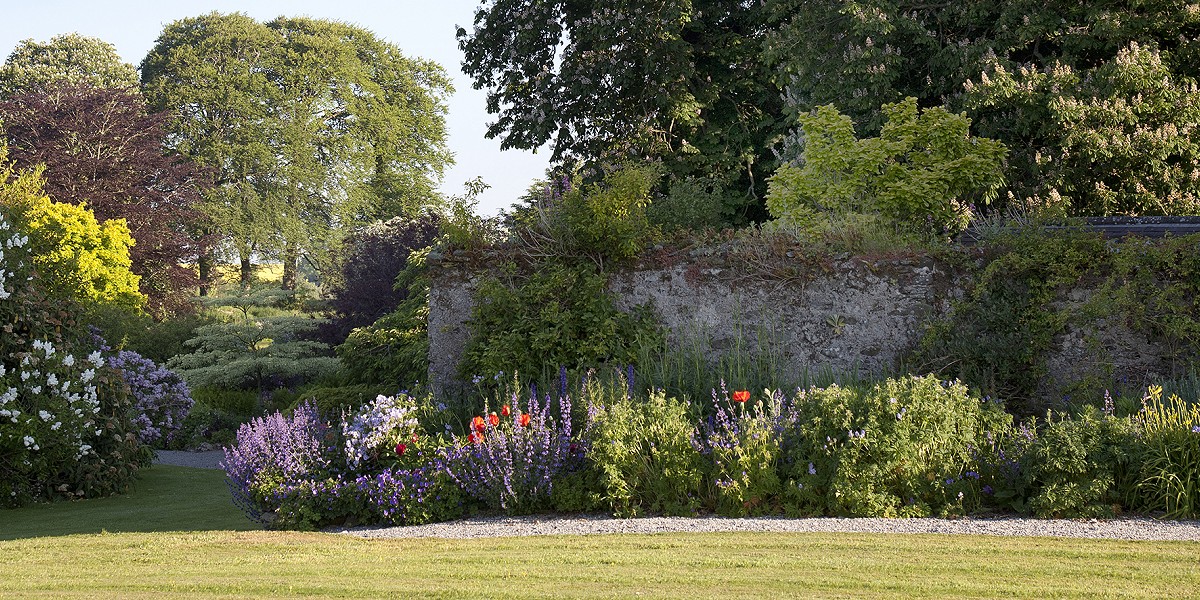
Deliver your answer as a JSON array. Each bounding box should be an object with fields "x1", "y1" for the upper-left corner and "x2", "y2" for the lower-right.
[
  {"x1": 167, "y1": 287, "x2": 338, "y2": 392},
  {"x1": 766, "y1": 0, "x2": 1200, "y2": 218},
  {"x1": 588, "y1": 389, "x2": 705, "y2": 517},
  {"x1": 458, "y1": 0, "x2": 783, "y2": 220},
  {"x1": 0, "y1": 208, "x2": 151, "y2": 507},
  {"x1": 142, "y1": 12, "x2": 453, "y2": 287},
  {"x1": 767, "y1": 99, "x2": 1006, "y2": 235},
  {"x1": 1, "y1": 176, "x2": 144, "y2": 310},
  {"x1": 1134, "y1": 385, "x2": 1200, "y2": 518},
  {"x1": 776, "y1": 376, "x2": 1002, "y2": 518},
  {"x1": 334, "y1": 246, "x2": 433, "y2": 388},
  {"x1": 1022, "y1": 410, "x2": 1138, "y2": 518},
  {"x1": 965, "y1": 42, "x2": 1200, "y2": 216},
  {"x1": 915, "y1": 230, "x2": 1200, "y2": 414},
  {"x1": 0, "y1": 83, "x2": 208, "y2": 314},
  {"x1": 517, "y1": 163, "x2": 661, "y2": 267},
  {"x1": 0, "y1": 34, "x2": 137, "y2": 96},
  {"x1": 461, "y1": 261, "x2": 662, "y2": 382},
  {"x1": 319, "y1": 213, "x2": 440, "y2": 344}
]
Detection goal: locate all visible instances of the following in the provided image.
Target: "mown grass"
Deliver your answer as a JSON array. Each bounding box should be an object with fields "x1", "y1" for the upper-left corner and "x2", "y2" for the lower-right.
[
  {"x1": 0, "y1": 465, "x2": 253, "y2": 540},
  {"x1": 1, "y1": 464, "x2": 1198, "y2": 599},
  {"x1": 1, "y1": 529, "x2": 1198, "y2": 598}
]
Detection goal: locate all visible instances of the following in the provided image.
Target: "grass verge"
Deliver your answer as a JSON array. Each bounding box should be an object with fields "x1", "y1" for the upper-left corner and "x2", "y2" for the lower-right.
[
  {"x1": 0, "y1": 464, "x2": 254, "y2": 540},
  {"x1": 1, "y1": 463, "x2": 1197, "y2": 598},
  {"x1": 0, "y1": 530, "x2": 1197, "y2": 598}
]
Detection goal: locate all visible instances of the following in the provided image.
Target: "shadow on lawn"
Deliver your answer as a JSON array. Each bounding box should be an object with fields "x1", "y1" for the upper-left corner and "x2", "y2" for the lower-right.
[{"x1": 0, "y1": 465, "x2": 257, "y2": 541}]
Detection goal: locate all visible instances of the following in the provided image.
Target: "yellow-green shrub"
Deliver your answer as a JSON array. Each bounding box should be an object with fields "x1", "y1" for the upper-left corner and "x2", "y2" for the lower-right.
[{"x1": 5, "y1": 185, "x2": 144, "y2": 309}]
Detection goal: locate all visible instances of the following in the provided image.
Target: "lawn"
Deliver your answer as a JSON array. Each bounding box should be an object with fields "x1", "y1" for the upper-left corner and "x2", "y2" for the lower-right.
[{"x1": 1, "y1": 465, "x2": 1198, "y2": 599}]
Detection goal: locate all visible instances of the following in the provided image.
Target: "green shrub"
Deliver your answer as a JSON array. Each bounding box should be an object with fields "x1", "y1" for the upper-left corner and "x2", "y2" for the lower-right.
[
  {"x1": 335, "y1": 249, "x2": 431, "y2": 388},
  {"x1": 1021, "y1": 409, "x2": 1139, "y2": 518},
  {"x1": 0, "y1": 205, "x2": 151, "y2": 506},
  {"x1": 767, "y1": 98, "x2": 1006, "y2": 237},
  {"x1": 703, "y1": 390, "x2": 784, "y2": 516},
  {"x1": 4, "y1": 190, "x2": 145, "y2": 310},
  {"x1": 190, "y1": 387, "x2": 258, "y2": 417},
  {"x1": 290, "y1": 384, "x2": 395, "y2": 418},
  {"x1": 778, "y1": 375, "x2": 1001, "y2": 517},
  {"x1": 648, "y1": 176, "x2": 729, "y2": 233},
  {"x1": 916, "y1": 231, "x2": 1200, "y2": 414},
  {"x1": 167, "y1": 286, "x2": 340, "y2": 392},
  {"x1": 543, "y1": 163, "x2": 660, "y2": 265},
  {"x1": 461, "y1": 261, "x2": 662, "y2": 382},
  {"x1": 588, "y1": 389, "x2": 705, "y2": 517},
  {"x1": 165, "y1": 402, "x2": 246, "y2": 450},
  {"x1": 82, "y1": 305, "x2": 210, "y2": 364}
]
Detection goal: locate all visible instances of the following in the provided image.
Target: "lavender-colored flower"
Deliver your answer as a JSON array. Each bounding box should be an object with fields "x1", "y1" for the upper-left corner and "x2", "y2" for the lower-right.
[
  {"x1": 445, "y1": 388, "x2": 584, "y2": 512},
  {"x1": 222, "y1": 401, "x2": 334, "y2": 522},
  {"x1": 108, "y1": 350, "x2": 193, "y2": 445}
]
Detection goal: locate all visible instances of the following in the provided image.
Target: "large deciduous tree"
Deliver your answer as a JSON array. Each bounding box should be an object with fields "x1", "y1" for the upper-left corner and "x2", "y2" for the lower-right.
[
  {"x1": 141, "y1": 12, "x2": 453, "y2": 289},
  {"x1": 0, "y1": 84, "x2": 210, "y2": 315},
  {"x1": 765, "y1": 0, "x2": 1200, "y2": 216},
  {"x1": 458, "y1": 0, "x2": 783, "y2": 221},
  {"x1": 0, "y1": 33, "x2": 138, "y2": 97}
]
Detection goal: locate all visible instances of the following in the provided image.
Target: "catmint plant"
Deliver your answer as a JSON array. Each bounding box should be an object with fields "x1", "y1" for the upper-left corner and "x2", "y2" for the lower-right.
[
  {"x1": 446, "y1": 388, "x2": 583, "y2": 513},
  {"x1": 222, "y1": 401, "x2": 335, "y2": 522}
]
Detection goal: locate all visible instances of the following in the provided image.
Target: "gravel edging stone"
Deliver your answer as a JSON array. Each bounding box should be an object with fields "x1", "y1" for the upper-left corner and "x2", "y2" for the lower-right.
[
  {"x1": 151, "y1": 451, "x2": 1200, "y2": 542},
  {"x1": 332, "y1": 513, "x2": 1200, "y2": 542}
]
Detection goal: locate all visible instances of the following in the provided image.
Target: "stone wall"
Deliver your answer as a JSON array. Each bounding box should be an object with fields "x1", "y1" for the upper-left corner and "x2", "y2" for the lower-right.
[{"x1": 426, "y1": 253, "x2": 961, "y2": 394}]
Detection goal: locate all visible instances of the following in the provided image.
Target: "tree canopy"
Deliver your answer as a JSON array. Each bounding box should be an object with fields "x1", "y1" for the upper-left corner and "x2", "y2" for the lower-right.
[
  {"x1": 0, "y1": 84, "x2": 209, "y2": 314},
  {"x1": 0, "y1": 33, "x2": 137, "y2": 97},
  {"x1": 464, "y1": 0, "x2": 1200, "y2": 220},
  {"x1": 141, "y1": 12, "x2": 454, "y2": 287},
  {"x1": 458, "y1": 0, "x2": 783, "y2": 221}
]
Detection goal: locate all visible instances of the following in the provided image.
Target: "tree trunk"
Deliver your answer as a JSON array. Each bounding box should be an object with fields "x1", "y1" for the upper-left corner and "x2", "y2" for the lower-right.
[
  {"x1": 198, "y1": 252, "x2": 214, "y2": 297},
  {"x1": 240, "y1": 255, "x2": 253, "y2": 289},
  {"x1": 281, "y1": 248, "x2": 299, "y2": 290}
]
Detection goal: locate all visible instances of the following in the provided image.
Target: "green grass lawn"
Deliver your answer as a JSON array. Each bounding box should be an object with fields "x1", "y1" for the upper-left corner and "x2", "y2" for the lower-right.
[
  {"x1": 0, "y1": 464, "x2": 254, "y2": 540},
  {"x1": 1, "y1": 465, "x2": 1198, "y2": 599}
]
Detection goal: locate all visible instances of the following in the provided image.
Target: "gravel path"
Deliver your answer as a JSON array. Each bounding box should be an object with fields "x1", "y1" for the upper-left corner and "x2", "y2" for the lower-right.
[
  {"x1": 334, "y1": 513, "x2": 1200, "y2": 542},
  {"x1": 153, "y1": 449, "x2": 224, "y2": 470},
  {"x1": 151, "y1": 451, "x2": 1200, "y2": 542}
]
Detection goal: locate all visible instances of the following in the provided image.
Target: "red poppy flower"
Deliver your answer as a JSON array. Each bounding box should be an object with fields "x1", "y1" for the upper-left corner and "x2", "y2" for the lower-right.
[
  {"x1": 472, "y1": 416, "x2": 486, "y2": 432},
  {"x1": 395, "y1": 442, "x2": 407, "y2": 456},
  {"x1": 468, "y1": 431, "x2": 482, "y2": 444},
  {"x1": 732, "y1": 390, "x2": 750, "y2": 403},
  {"x1": 501, "y1": 404, "x2": 511, "y2": 417},
  {"x1": 488, "y1": 412, "x2": 500, "y2": 427},
  {"x1": 518, "y1": 413, "x2": 531, "y2": 427}
]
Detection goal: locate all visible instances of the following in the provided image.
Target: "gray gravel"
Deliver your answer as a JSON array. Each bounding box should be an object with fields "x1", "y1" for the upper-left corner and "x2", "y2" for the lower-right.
[
  {"x1": 151, "y1": 451, "x2": 1200, "y2": 542},
  {"x1": 153, "y1": 449, "x2": 224, "y2": 470},
  {"x1": 334, "y1": 513, "x2": 1200, "y2": 542}
]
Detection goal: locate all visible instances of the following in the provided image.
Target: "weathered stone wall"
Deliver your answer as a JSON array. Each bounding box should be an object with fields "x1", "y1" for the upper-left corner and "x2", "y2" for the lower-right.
[
  {"x1": 426, "y1": 246, "x2": 1183, "y2": 404},
  {"x1": 426, "y1": 254, "x2": 961, "y2": 393},
  {"x1": 606, "y1": 257, "x2": 953, "y2": 376}
]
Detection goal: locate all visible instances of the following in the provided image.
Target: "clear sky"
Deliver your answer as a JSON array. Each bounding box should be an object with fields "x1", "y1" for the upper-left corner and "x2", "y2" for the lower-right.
[{"x1": 0, "y1": 0, "x2": 550, "y2": 215}]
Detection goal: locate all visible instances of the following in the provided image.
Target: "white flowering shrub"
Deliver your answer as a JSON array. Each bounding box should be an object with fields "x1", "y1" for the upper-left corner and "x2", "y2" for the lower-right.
[
  {"x1": 342, "y1": 393, "x2": 421, "y2": 470},
  {"x1": 0, "y1": 209, "x2": 150, "y2": 506}
]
